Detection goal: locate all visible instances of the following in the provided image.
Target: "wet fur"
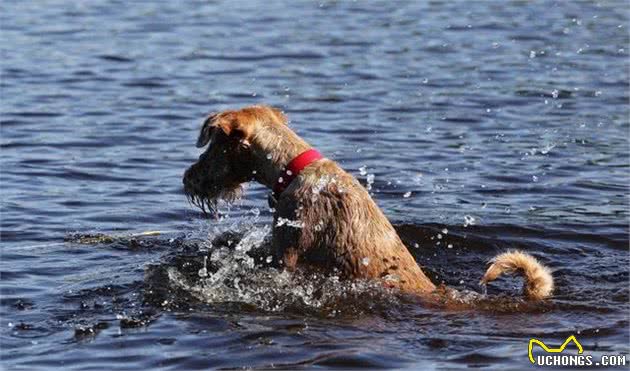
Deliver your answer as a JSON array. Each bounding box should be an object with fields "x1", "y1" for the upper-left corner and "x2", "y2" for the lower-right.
[
  {"x1": 480, "y1": 250, "x2": 553, "y2": 300},
  {"x1": 183, "y1": 105, "x2": 554, "y2": 303},
  {"x1": 274, "y1": 160, "x2": 436, "y2": 294}
]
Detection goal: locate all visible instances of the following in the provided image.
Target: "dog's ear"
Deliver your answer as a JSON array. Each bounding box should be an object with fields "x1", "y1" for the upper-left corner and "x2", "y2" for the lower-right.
[
  {"x1": 196, "y1": 112, "x2": 250, "y2": 148},
  {"x1": 196, "y1": 113, "x2": 218, "y2": 148}
]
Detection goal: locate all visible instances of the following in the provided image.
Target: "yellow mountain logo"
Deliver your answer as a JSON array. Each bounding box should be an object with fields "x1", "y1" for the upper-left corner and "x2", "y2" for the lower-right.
[{"x1": 528, "y1": 335, "x2": 584, "y2": 364}]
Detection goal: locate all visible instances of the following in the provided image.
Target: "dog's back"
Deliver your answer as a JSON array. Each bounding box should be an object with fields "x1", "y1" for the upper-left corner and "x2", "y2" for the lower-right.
[{"x1": 273, "y1": 159, "x2": 437, "y2": 294}]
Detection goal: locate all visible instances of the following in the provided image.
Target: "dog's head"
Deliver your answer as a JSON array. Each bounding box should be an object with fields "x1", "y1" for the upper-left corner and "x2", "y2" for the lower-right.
[{"x1": 183, "y1": 105, "x2": 287, "y2": 213}]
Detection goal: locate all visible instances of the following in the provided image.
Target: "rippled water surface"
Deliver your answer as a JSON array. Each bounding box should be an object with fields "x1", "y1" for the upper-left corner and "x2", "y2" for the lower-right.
[{"x1": 2, "y1": 1, "x2": 629, "y2": 369}]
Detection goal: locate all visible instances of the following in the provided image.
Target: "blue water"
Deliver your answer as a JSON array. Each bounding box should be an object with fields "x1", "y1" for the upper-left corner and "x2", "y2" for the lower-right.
[{"x1": 1, "y1": 1, "x2": 628, "y2": 369}]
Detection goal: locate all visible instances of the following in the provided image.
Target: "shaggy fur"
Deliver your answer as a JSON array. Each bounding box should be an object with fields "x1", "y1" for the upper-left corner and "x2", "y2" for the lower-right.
[
  {"x1": 183, "y1": 105, "x2": 554, "y2": 300},
  {"x1": 480, "y1": 250, "x2": 554, "y2": 300}
]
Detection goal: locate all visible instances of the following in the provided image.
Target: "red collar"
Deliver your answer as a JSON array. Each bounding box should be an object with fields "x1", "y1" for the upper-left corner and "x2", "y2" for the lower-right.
[{"x1": 272, "y1": 149, "x2": 323, "y2": 199}]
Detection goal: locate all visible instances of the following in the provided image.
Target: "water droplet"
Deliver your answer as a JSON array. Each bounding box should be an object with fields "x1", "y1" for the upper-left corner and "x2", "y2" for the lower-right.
[
  {"x1": 198, "y1": 256, "x2": 209, "y2": 277},
  {"x1": 463, "y1": 215, "x2": 476, "y2": 227},
  {"x1": 362, "y1": 257, "x2": 370, "y2": 266},
  {"x1": 478, "y1": 283, "x2": 487, "y2": 296},
  {"x1": 366, "y1": 174, "x2": 375, "y2": 191},
  {"x1": 540, "y1": 143, "x2": 556, "y2": 154}
]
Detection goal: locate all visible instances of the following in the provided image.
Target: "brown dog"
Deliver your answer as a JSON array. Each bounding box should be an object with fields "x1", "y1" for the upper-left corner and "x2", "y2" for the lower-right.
[{"x1": 183, "y1": 105, "x2": 553, "y2": 301}]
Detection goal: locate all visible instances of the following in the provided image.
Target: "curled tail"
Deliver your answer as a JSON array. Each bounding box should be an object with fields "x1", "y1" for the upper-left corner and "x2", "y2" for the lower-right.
[{"x1": 480, "y1": 250, "x2": 553, "y2": 300}]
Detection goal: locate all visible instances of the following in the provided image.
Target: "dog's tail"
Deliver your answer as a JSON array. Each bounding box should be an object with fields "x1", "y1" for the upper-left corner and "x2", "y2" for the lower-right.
[{"x1": 479, "y1": 250, "x2": 553, "y2": 300}]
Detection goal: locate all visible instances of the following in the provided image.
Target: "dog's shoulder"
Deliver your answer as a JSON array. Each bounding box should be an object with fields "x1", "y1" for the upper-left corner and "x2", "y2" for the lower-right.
[{"x1": 298, "y1": 159, "x2": 362, "y2": 191}]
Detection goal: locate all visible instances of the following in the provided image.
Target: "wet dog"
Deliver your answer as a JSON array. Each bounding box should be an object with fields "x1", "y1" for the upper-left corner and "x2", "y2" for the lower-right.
[{"x1": 183, "y1": 105, "x2": 553, "y2": 301}]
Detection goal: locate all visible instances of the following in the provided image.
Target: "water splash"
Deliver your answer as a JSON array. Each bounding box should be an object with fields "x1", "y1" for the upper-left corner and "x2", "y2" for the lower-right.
[
  {"x1": 152, "y1": 223, "x2": 397, "y2": 316},
  {"x1": 463, "y1": 215, "x2": 476, "y2": 227}
]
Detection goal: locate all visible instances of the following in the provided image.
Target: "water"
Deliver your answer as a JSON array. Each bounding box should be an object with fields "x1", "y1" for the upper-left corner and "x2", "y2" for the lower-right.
[{"x1": 1, "y1": 1, "x2": 628, "y2": 369}]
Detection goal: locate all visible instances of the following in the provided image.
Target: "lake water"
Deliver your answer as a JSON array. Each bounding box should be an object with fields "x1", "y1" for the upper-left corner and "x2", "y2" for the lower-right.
[{"x1": 1, "y1": 1, "x2": 628, "y2": 369}]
